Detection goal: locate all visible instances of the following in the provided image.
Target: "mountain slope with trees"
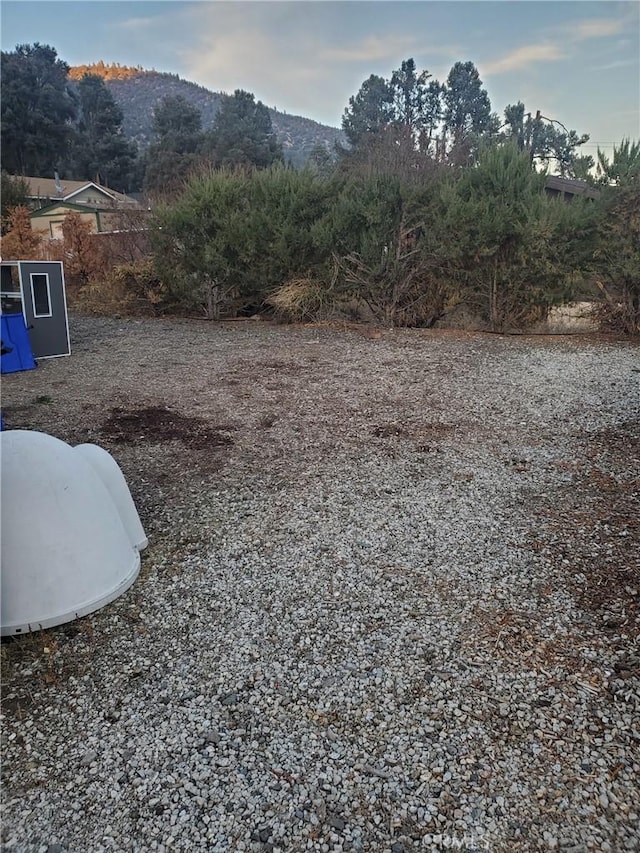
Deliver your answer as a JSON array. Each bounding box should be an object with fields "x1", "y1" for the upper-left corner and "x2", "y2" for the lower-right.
[{"x1": 74, "y1": 67, "x2": 345, "y2": 168}]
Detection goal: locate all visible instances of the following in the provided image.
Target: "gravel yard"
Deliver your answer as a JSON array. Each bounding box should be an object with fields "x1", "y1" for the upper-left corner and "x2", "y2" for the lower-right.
[{"x1": 1, "y1": 314, "x2": 639, "y2": 853}]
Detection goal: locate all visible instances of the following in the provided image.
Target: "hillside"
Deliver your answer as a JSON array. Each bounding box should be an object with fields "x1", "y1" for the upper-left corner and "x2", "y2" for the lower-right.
[{"x1": 71, "y1": 66, "x2": 346, "y2": 168}]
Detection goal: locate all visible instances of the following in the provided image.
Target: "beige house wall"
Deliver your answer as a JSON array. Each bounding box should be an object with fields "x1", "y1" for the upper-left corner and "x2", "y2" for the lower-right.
[{"x1": 30, "y1": 206, "x2": 122, "y2": 239}]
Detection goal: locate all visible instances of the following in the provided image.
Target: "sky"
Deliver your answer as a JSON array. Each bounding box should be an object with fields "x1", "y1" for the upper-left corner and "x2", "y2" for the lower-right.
[{"x1": 2, "y1": 0, "x2": 638, "y2": 162}]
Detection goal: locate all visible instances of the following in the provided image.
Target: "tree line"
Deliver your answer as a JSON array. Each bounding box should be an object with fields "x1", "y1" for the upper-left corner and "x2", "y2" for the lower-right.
[
  {"x1": 341, "y1": 57, "x2": 593, "y2": 177},
  {"x1": 1, "y1": 44, "x2": 597, "y2": 194}
]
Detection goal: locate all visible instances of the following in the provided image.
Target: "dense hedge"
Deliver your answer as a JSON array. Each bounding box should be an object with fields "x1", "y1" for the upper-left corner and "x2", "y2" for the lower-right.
[
  {"x1": 6, "y1": 141, "x2": 632, "y2": 332},
  {"x1": 149, "y1": 145, "x2": 618, "y2": 331}
]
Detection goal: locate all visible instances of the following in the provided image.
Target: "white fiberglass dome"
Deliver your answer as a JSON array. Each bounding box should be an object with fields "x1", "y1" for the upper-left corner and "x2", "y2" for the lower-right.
[{"x1": 1, "y1": 430, "x2": 147, "y2": 636}]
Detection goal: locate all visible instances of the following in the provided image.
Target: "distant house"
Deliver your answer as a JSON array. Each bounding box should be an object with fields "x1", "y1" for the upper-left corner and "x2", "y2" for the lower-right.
[
  {"x1": 29, "y1": 200, "x2": 137, "y2": 239},
  {"x1": 19, "y1": 175, "x2": 139, "y2": 210},
  {"x1": 13, "y1": 175, "x2": 142, "y2": 239},
  {"x1": 544, "y1": 175, "x2": 600, "y2": 202}
]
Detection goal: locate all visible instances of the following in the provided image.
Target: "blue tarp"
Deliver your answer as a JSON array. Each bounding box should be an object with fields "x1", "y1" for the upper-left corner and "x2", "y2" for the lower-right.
[{"x1": 1, "y1": 313, "x2": 37, "y2": 374}]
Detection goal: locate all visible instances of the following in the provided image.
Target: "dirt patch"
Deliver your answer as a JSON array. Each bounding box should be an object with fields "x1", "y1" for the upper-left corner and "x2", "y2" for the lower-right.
[
  {"x1": 585, "y1": 420, "x2": 640, "y2": 455},
  {"x1": 535, "y1": 419, "x2": 640, "y2": 636},
  {"x1": 100, "y1": 406, "x2": 235, "y2": 451}
]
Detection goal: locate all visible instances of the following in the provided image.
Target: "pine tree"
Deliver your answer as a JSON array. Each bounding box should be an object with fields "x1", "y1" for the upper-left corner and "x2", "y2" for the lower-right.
[
  {"x1": 208, "y1": 90, "x2": 283, "y2": 169},
  {"x1": 342, "y1": 74, "x2": 395, "y2": 147},
  {"x1": 69, "y1": 74, "x2": 138, "y2": 191},
  {"x1": 443, "y1": 61, "x2": 492, "y2": 147},
  {"x1": 143, "y1": 96, "x2": 205, "y2": 195},
  {"x1": 436, "y1": 142, "x2": 590, "y2": 330},
  {"x1": 1, "y1": 43, "x2": 77, "y2": 175}
]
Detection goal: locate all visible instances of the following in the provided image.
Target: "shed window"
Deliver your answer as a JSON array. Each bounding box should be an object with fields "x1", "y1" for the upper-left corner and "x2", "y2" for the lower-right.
[
  {"x1": 30, "y1": 273, "x2": 52, "y2": 317},
  {"x1": 1, "y1": 265, "x2": 22, "y2": 314}
]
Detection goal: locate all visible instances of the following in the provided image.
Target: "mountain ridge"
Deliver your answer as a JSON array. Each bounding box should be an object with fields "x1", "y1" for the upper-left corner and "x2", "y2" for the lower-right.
[{"x1": 70, "y1": 64, "x2": 346, "y2": 168}]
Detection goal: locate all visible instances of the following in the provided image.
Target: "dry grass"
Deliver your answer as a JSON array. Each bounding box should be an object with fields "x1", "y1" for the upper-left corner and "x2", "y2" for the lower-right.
[{"x1": 266, "y1": 277, "x2": 342, "y2": 323}]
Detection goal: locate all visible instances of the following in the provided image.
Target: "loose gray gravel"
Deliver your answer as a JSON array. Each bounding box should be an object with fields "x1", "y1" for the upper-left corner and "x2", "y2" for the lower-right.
[{"x1": 1, "y1": 315, "x2": 639, "y2": 853}]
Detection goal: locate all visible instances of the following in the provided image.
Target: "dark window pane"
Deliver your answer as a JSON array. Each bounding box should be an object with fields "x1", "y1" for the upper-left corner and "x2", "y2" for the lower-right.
[
  {"x1": 1, "y1": 265, "x2": 20, "y2": 293},
  {"x1": 31, "y1": 274, "x2": 51, "y2": 316}
]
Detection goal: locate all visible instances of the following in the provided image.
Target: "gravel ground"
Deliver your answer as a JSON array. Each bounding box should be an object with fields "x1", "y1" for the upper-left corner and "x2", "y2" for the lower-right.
[{"x1": 1, "y1": 314, "x2": 639, "y2": 853}]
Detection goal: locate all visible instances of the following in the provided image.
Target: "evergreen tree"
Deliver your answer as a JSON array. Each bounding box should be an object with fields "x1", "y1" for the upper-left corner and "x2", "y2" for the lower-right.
[
  {"x1": 143, "y1": 95, "x2": 205, "y2": 195},
  {"x1": 208, "y1": 90, "x2": 283, "y2": 169},
  {"x1": 308, "y1": 143, "x2": 336, "y2": 179},
  {"x1": 419, "y1": 80, "x2": 444, "y2": 155},
  {"x1": 1, "y1": 43, "x2": 77, "y2": 176},
  {"x1": 152, "y1": 165, "x2": 327, "y2": 317},
  {"x1": 341, "y1": 74, "x2": 395, "y2": 147},
  {"x1": 436, "y1": 142, "x2": 593, "y2": 330},
  {"x1": 593, "y1": 140, "x2": 640, "y2": 333},
  {"x1": 443, "y1": 61, "x2": 492, "y2": 146},
  {"x1": 596, "y1": 138, "x2": 640, "y2": 186},
  {"x1": 342, "y1": 61, "x2": 445, "y2": 154},
  {"x1": 502, "y1": 103, "x2": 591, "y2": 177},
  {"x1": 390, "y1": 60, "x2": 430, "y2": 131},
  {"x1": 69, "y1": 74, "x2": 138, "y2": 191},
  {"x1": 151, "y1": 95, "x2": 203, "y2": 151}
]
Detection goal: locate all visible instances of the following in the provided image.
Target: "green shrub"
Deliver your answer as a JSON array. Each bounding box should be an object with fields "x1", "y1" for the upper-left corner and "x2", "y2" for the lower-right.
[
  {"x1": 149, "y1": 142, "x2": 604, "y2": 330},
  {"x1": 151, "y1": 164, "x2": 332, "y2": 318},
  {"x1": 593, "y1": 179, "x2": 640, "y2": 335},
  {"x1": 431, "y1": 143, "x2": 597, "y2": 331}
]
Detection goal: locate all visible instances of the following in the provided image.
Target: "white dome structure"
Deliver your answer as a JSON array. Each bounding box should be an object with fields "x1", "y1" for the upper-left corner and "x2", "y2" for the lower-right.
[
  {"x1": 74, "y1": 443, "x2": 148, "y2": 552},
  {"x1": 1, "y1": 430, "x2": 147, "y2": 636}
]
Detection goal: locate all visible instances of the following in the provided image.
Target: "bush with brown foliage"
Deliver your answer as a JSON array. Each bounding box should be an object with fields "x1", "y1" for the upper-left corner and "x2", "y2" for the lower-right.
[
  {"x1": 41, "y1": 212, "x2": 106, "y2": 292},
  {"x1": 0, "y1": 206, "x2": 42, "y2": 259},
  {"x1": 75, "y1": 258, "x2": 167, "y2": 316}
]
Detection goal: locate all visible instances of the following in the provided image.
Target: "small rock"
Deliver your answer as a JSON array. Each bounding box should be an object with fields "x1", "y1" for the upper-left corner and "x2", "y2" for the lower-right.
[
  {"x1": 258, "y1": 826, "x2": 270, "y2": 843},
  {"x1": 328, "y1": 815, "x2": 345, "y2": 832}
]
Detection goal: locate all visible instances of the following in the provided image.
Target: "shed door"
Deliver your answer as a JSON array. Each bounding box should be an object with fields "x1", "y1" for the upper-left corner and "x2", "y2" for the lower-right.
[{"x1": 19, "y1": 261, "x2": 70, "y2": 359}]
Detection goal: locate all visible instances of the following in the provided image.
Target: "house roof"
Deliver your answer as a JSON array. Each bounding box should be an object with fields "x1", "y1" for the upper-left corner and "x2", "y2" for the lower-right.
[
  {"x1": 29, "y1": 200, "x2": 110, "y2": 217},
  {"x1": 544, "y1": 175, "x2": 600, "y2": 200},
  {"x1": 18, "y1": 176, "x2": 139, "y2": 206}
]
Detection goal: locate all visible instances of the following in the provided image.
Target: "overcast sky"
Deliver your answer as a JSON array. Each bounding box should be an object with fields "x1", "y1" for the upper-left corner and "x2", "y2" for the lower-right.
[{"x1": 2, "y1": 1, "x2": 638, "y2": 160}]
